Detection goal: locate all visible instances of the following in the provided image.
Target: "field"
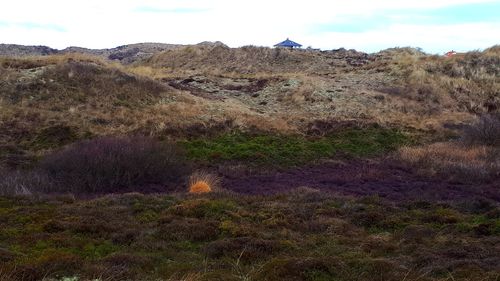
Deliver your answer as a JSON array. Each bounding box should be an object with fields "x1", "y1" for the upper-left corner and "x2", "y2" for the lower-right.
[{"x1": 0, "y1": 44, "x2": 499, "y2": 281}]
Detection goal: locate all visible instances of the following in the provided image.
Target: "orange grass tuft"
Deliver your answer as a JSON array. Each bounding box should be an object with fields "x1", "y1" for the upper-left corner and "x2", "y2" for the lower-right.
[
  {"x1": 188, "y1": 171, "x2": 220, "y2": 194},
  {"x1": 189, "y1": 181, "x2": 212, "y2": 194}
]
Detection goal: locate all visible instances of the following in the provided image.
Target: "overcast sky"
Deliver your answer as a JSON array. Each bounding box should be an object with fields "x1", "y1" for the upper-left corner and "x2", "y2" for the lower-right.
[{"x1": 1, "y1": 0, "x2": 499, "y2": 53}]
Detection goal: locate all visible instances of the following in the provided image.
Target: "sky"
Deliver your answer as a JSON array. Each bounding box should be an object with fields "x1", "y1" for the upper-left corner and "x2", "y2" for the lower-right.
[{"x1": 0, "y1": 0, "x2": 499, "y2": 54}]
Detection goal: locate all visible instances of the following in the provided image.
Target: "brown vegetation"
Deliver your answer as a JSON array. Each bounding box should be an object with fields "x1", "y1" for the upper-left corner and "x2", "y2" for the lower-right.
[
  {"x1": 1, "y1": 44, "x2": 499, "y2": 280},
  {"x1": 397, "y1": 114, "x2": 500, "y2": 182},
  {"x1": 383, "y1": 46, "x2": 500, "y2": 115},
  {"x1": 398, "y1": 142, "x2": 500, "y2": 182}
]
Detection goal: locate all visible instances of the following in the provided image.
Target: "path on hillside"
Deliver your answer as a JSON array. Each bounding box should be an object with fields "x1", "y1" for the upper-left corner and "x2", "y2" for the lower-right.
[{"x1": 222, "y1": 160, "x2": 500, "y2": 203}]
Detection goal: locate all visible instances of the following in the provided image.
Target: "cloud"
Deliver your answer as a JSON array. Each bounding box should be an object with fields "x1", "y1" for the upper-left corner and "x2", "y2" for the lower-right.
[
  {"x1": 134, "y1": 6, "x2": 209, "y2": 13},
  {"x1": 312, "y1": 1, "x2": 500, "y2": 33},
  {"x1": 18, "y1": 22, "x2": 67, "y2": 32},
  {"x1": 305, "y1": 22, "x2": 500, "y2": 53},
  {"x1": 0, "y1": 21, "x2": 66, "y2": 32},
  {"x1": 0, "y1": 0, "x2": 498, "y2": 52}
]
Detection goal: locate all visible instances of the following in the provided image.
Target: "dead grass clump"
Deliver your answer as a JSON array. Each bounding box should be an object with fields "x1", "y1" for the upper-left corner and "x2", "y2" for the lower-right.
[
  {"x1": 398, "y1": 142, "x2": 500, "y2": 182},
  {"x1": 188, "y1": 171, "x2": 220, "y2": 194},
  {"x1": 0, "y1": 169, "x2": 52, "y2": 196}
]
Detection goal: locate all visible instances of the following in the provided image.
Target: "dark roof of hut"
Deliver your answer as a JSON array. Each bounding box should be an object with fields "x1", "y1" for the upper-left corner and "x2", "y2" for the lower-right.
[{"x1": 274, "y1": 38, "x2": 302, "y2": 48}]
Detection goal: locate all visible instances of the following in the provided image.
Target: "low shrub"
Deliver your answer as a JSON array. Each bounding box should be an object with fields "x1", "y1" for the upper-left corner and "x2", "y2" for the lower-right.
[
  {"x1": 462, "y1": 114, "x2": 500, "y2": 146},
  {"x1": 39, "y1": 136, "x2": 189, "y2": 193}
]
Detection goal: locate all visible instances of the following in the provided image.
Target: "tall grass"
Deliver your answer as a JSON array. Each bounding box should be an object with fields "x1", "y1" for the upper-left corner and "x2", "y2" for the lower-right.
[
  {"x1": 397, "y1": 114, "x2": 500, "y2": 182},
  {"x1": 385, "y1": 47, "x2": 500, "y2": 115},
  {"x1": 398, "y1": 143, "x2": 500, "y2": 182},
  {"x1": 0, "y1": 170, "x2": 49, "y2": 196}
]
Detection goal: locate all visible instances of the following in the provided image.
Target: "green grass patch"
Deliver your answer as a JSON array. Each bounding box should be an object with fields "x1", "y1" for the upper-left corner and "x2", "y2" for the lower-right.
[{"x1": 182, "y1": 128, "x2": 410, "y2": 166}]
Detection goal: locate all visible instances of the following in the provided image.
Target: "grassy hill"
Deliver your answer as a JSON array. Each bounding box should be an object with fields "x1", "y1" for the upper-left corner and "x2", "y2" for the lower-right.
[
  {"x1": 1, "y1": 46, "x2": 498, "y2": 165},
  {"x1": 0, "y1": 44, "x2": 499, "y2": 281}
]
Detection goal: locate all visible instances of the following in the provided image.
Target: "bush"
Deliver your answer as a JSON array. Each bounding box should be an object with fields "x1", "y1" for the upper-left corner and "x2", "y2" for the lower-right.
[
  {"x1": 40, "y1": 136, "x2": 189, "y2": 193},
  {"x1": 462, "y1": 114, "x2": 500, "y2": 146}
]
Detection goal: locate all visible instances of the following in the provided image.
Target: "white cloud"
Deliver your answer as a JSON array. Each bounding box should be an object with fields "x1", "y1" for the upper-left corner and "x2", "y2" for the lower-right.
[
  {"x1": 0, "y1": 0, "x2": 498, "y2": 52},
  {"x1": 305, "y1": 22, "x2": 500, "y2": 53}
]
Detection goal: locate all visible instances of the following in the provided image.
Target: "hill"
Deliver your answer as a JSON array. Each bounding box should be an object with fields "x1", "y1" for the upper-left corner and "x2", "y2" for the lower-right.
[
  {"x1": 0, "y1": 42, "x2": 183, "y2": 63},
  {"x1": 1, "y1": 44, "x2": 499, "y2": 168},
  {"x1": 0, "y1": 43, "x2": 499, "y2": 281}
]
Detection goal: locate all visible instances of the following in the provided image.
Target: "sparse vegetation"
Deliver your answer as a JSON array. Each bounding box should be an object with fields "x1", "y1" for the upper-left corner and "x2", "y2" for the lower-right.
[{"x1": 1, "y1": 44, "x2": 499, "y2": 280}]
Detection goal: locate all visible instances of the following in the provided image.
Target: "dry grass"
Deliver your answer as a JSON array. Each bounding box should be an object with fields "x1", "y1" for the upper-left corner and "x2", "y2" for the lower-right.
[
  {"x1": 398, "y1": 142, "x2": 500, "y2": 182},
  {"x1": 188, "y1": 171, "x2": 220, "y2": 194},
  {"x1": 144, "y1": 44, "x2": 369, "y2": 75},
  {"x1": 385, "y1": 46, "x2": 500, "y2": 115},
  {"x1": 1, "y1": 46, "x2": 499, "y2": 169},
  {"x1": 167, "y1": 273, "x2": 203, "y2": 281},
  {"x1": 0, "y1": 52, "x2": 110, "y2": 69}
]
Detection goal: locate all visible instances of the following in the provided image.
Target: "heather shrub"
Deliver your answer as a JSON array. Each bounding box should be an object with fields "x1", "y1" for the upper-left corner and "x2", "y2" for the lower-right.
[
  {"x1": 40, "y1": 136, "x2": 189, "y2": 193},
  {"x1": 462, "y1": 114, "x2": 500, "y2": 146}
]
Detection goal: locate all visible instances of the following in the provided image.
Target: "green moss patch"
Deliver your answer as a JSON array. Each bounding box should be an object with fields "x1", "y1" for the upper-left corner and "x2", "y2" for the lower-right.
[{"x1": 182, "y1": 128, "x2": 410, "y2": 166}]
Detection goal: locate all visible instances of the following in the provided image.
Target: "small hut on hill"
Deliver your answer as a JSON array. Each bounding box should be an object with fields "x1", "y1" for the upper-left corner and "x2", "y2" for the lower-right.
[{"x1": 274, "y1": 38, "x2": 302, "y2": 49}]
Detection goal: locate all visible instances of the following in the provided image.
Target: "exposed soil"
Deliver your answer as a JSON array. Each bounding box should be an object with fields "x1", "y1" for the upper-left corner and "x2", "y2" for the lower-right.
[{"x1": 223, "y1": 160, "x2": 500, "y2": 203}]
